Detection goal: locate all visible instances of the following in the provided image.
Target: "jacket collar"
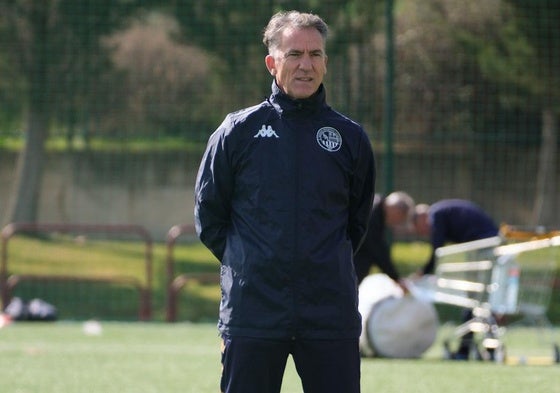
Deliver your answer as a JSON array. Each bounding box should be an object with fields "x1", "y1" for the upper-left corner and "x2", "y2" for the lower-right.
[{"x1": 269, "y1": 81, "x2": 327, "y2": 116}]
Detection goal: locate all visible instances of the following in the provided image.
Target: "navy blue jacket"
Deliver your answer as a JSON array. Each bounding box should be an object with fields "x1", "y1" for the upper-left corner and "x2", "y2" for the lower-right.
[
  {"x1": 353, "y1": 194, "x2": 401, "y2": 284},
  {"x1": 422, "y1": 199, "x2": 499, "y2": 274},
  {"x1": 194, "y1": 82, "x2": 375, "y2": 340}
]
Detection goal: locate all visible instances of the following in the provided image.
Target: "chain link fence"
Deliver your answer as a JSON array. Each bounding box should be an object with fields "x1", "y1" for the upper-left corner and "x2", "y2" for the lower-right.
[{"x1": 0, "y1": 0, "x2": 558, "y2": 234}]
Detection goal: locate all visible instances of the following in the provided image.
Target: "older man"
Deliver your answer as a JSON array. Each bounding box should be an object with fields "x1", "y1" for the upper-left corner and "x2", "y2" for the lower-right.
[{"x1": 195, "y1": 11, "x2": 375, "y2": 393}]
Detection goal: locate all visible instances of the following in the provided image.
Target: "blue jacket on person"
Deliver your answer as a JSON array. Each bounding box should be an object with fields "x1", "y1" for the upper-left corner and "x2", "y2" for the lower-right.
[
  {"x1": 423, "y1": 199, "x2": 499, "y2": 274},
  {"x1": 194, "y1": 82, "x2": 376, "y2": 340},
  {"x1": 353, "y1": 194, "x2": 402, "y2": 284}
]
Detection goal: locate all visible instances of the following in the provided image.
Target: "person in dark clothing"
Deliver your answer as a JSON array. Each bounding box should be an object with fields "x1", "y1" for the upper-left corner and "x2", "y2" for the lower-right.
[
  {"x1": 194, "y1": 11, "x2": 375, "y2": 393},
  {"x1": 413, "y1": 199, "x2": 499, "y2": 275},
  {"x1": 413, "y1": 199, "x2": 499, "y2": 360},
  {"x1": 353, "y1": 191, "x2": 415, "y2": 286}
]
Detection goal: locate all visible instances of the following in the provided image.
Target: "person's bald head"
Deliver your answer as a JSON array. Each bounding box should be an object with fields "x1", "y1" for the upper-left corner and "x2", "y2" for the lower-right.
[
  {"x1": 384, "y1": 191, "x2": 415, "y2": 228},
  {"x1": 413, "y1": 203, "x2": 431, "y2": 236}
]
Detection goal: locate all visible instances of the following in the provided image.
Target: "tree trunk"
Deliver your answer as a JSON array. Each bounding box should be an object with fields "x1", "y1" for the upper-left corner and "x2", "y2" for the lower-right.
[
  {"x1": 531, "y1": 108, "x2": 558, "y2": 227},
  {"x1": 4, "y1": 111, "x2": 49, "y2": 225},
  {"x1": 2, "y1": 2, "x2": 50, "y2": 226}
]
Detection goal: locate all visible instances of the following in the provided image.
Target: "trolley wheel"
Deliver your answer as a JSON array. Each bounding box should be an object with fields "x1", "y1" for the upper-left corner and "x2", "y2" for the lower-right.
[
  {"x1": 493, "y1": 344, "x2": 506, "y2": 363},
  {"x1": 473, "y1": 345, "x2": 483, "y2": 361},
  {"x1": 443, "y1": 339, "x2": 470, "y2": 360}
]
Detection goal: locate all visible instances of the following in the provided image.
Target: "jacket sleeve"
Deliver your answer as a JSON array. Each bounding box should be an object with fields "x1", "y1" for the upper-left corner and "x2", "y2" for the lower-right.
[
  {"x1": 370, "y1": 237, "x2": 401, "y2": 281},
  {"x1": 422, "y1": 213, "x2": 445, "y2": 274},
  {"x1": 194, "y1": 122, "x2": 234, "y2": 262},
  {"x1": 348, "y1": 131, "x2": 376, "y2": 255},
  {"x1": 353, "y1": 207, "x2": 401, "y2": 283}
]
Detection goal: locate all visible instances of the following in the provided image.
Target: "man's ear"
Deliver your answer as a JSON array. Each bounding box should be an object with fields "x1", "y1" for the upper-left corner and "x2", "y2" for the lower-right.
[{"x1": 265, "y1": 55, "x2": 276, "y2": 76}]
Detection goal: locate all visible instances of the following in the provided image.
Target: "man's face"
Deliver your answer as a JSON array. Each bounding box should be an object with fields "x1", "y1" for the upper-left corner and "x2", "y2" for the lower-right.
[
  {"x1": 414, "y1": 214, "x2": 431, "y2": 237},
  {"x1": 265, "y1": 27, "x2": 327, "y2": 99},
  {"x1": 385, "y1": 207, "x2": 409, "y2": 229}
]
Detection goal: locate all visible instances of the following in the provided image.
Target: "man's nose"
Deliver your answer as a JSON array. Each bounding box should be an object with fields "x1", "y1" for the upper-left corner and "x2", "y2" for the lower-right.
[{"x1": 299, "y1": 54, "x2": 313, "y2": 69}]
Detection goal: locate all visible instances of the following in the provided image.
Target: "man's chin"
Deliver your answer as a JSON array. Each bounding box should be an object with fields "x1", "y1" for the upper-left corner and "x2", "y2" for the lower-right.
[{"x1": 289, "y1": 87, "x2": 317, "y2": 100}]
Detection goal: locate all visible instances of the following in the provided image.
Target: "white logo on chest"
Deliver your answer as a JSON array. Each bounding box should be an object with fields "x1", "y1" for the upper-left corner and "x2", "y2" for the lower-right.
[
  {"x1": 316, "y1": 127, "x2": 342, "y2": 152},
  {"x1": 254, "y1": 125, "x2": 279, "y2": 138}
]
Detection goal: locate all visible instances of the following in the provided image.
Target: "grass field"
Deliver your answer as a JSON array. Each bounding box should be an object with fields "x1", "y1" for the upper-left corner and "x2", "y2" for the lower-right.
[
  {"x1": 0, "y1": 322, "x2": 558, "y2": 393},
  {"x1": 1, "y1": 233, "x2": 559, "y2": 392},
  {"x1": 4, "y1": 235, "x2": 559, "y2": 324}
]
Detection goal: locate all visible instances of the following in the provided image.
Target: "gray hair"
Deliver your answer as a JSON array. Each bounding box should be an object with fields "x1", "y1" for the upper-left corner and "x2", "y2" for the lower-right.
[
  {"x1": 413, "y1": 203, "x2": 430, "y2": 224},
  {"x1": 262, "y1": 11, "x2": 329, "y2": 53},
  {"x1": 385, "y1": 191, "x2": 415, "y2": 216},
  {"x1": 414, "y1": 203, "x2": 430, "y2": 216}
]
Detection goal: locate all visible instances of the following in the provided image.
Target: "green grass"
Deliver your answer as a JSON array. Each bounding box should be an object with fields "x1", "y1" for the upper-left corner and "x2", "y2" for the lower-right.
[
  {"x1": 3, "y1": 234, "x2": 221, "y2": 321},
  {"x1": 0, "y1": 322, "x2": 557, "y2": 393},
  {"x1": 3, "y1": 237, "x2": 428, "y2": 322},
  {"x1": 0, "y1": 135, "x2": 206, "y2": 153},
  {"x1": 2, "y1": 238, "x2": 559, "y2": 391},
  {"x1": 2, "y1": 236, "x2": 559, "y2": 324}
]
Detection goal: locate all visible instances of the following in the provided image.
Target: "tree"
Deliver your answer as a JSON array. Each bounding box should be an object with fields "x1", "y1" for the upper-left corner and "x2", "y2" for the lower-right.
[
  {"x1": 1, "y1": 0, "x2": 385, "y2": 226},
  {"x1": 102, "y1": 12, "x2": 215, "y2": 139},
  {"x1": 170, "y1": 0, "x2": 383, "y2": 122},
  {"x1": 392, "y1": 0, "x2": 510, "y2": 139},
  {"x1": 0, "y1": 0, "x2": 148, "y2": 225},
  {"x1": 477, "y1": 0, "x2": 560, "y2": 226},
  {"x1": 0, "y1": 16, "x2": 25, "y2": 132}
]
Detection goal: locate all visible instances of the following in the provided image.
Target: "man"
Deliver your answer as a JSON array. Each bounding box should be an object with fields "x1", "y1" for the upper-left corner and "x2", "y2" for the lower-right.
[
  {"x1": 413, "y1": 199, "x2": 499, "y2": 359},
  {"x1": 194, "y1": 11, "x2": 375, "y2": 393},
  {"x1": 413, "y1": 199, "x2": 499, "y2": 275},
  {"x1": 353, "y1": 191, "x2": 415, "y2": 286}
]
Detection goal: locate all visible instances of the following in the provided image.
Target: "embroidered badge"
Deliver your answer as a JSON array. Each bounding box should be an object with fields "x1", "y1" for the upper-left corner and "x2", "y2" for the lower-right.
[{"x1": 316, "y1": 127, "x2": 342, "y2": 152}]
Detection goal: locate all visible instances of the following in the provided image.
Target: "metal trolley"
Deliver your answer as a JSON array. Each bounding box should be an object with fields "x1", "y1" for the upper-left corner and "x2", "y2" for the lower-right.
[{"x1": 410, "y1": 232, "x2": 560, "y2": 363}]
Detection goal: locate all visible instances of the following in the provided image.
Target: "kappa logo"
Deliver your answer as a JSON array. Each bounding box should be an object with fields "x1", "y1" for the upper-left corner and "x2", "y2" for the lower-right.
[
  {"x1": 254, "y1": 124, "x2": 279, "y2": 138},
  {"x1": 316, "y1": 127, "x2": 342, "y2": 152}
]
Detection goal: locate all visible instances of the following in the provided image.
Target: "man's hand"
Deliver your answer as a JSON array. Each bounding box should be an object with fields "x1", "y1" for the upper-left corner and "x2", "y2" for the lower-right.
[{"x1": 396, "y1": 279, "x2": 410, "y2": 295}]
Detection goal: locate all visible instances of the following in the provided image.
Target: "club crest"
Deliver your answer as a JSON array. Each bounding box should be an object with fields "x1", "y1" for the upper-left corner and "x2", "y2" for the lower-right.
[{"x1": 316, "y1": 127, "x2": 342, "y2": 152}]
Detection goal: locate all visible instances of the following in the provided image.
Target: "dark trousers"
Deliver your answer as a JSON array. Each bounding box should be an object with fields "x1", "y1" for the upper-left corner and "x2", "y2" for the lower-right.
[{"x1": 220, "y1": 336, "x2": 361, "y2": 393}]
